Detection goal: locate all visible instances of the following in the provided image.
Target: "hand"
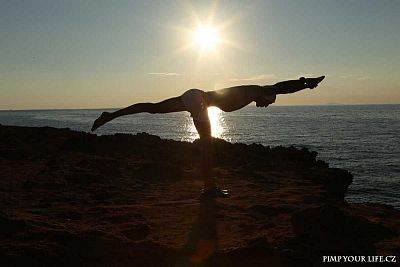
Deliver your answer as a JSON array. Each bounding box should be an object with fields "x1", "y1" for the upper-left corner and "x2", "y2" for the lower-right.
[{"x1": 303, "y1": 76, "x2": 325, "y2": 89}]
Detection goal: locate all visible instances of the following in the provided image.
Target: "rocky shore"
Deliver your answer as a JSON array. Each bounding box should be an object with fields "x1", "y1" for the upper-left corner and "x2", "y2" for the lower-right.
[{"x1": 0, "y1": 125, "x2": 399, "y2": 266}]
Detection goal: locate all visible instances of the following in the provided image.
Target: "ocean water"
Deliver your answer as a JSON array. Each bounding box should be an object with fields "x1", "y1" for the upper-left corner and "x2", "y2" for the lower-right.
[{"x1": 1, "y1": 105, "x2": 399, "y2": 208}]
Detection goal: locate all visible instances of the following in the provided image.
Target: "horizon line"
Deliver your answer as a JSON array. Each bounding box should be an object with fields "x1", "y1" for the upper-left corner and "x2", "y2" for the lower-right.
[{"x1": 1, "y1": 103, "x2": 399, "y2": 112}]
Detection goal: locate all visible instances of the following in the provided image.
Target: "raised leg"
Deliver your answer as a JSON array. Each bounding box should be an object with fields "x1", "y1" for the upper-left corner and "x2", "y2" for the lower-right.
[{"x1": 91, "y1": 96, "x2": 186, "y2": 131}]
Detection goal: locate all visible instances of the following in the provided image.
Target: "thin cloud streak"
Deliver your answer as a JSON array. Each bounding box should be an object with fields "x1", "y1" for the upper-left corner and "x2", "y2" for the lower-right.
[
  {"x1": 338, "y1": 74, "x2": 373, "y2": 81},
  {"x1": 229, "y1": 74, "x2": 276, "y2": 82},
  {"x1": 148, "y1": 72, "x2": 182, "y2": 76}
]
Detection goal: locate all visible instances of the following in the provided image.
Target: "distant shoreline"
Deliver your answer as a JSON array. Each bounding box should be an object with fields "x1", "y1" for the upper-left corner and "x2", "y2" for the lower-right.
[{"x1": 1, "y1": 103, "x2": 399, "y2": 112}]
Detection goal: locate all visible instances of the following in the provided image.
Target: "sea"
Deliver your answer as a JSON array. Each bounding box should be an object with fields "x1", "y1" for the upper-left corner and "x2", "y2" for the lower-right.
[{"x1": 1, "y1": 104, "x2": 399, "y2": 209}]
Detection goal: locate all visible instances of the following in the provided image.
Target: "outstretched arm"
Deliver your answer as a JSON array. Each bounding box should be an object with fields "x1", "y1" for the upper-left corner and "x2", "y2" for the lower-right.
[{"x1": 270, "y1": 76, "x2": 325, "y2": 95}]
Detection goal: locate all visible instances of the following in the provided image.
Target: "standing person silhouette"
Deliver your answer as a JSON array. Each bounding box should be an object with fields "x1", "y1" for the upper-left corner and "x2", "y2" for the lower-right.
[{"x1": 91, "y1": 76, "x2": 325, "y2": 197}]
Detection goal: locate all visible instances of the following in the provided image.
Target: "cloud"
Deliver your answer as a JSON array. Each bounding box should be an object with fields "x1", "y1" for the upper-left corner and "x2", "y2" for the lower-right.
[
  {"x1": 338, "y1": 74, "x2": 373, "y2": 80},
  {"x1": 148, "y1": 72, "x2": 182, "y2": 76},
  {"x1": 229, "y1": 74, "x2": 276, "y2": 82},
  {"x1": 356, "y1": 76, "x2": 373, "y2": 81}
]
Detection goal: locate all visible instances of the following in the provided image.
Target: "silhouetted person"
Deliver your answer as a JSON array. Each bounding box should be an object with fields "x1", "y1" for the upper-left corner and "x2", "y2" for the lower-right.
[{"x1": 91, "y1": 76, "x2": 325, "y2": 197}]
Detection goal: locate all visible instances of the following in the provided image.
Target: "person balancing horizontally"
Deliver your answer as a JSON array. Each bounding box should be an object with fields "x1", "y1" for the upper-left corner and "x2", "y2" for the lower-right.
[{"x1": 91, "y1": 76, "x2": 325, "y2": 197}]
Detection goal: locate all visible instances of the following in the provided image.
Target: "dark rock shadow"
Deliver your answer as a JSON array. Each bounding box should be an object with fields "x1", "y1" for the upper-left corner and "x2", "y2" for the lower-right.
[
  {"x1": 291, "y1": 204, "x2": 396, "y2": 264},
  {"x1": 176, "y1": 197, "x2": 217, "y2": 266}
]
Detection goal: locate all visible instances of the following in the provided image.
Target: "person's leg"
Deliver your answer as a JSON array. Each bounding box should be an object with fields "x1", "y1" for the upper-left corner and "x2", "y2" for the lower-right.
[
  {"x1": 193, "y1": 117, "x2": 229, "y2": 197},
  {"x1": 193, "y1": 119, "x2": 211, "y2": 141},
  {"x1": 192, "y1": 119, "x2": 215, "y2": 190},
  {"x1": 91, "y1": 96, "x2": 186, "y2": 131},
  {"x1": 272, "y1": 76, "x2": 325, "y2": 95}
]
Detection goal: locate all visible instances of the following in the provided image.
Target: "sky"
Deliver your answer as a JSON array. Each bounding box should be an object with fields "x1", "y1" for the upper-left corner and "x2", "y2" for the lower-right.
[{"x1": 1, "y1": 0, "x2": 399, "y2": 109}]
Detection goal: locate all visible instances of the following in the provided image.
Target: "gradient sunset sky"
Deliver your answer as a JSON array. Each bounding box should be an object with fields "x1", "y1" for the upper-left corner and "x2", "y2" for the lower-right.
[{"x1": 1, "y1": 0, "x2": 399, "y2": 109}]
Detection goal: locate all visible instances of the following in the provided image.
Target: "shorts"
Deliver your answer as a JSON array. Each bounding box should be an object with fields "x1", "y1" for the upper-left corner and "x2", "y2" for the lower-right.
[{"x1": 180, "y1": 89, "x2": 209, "y2": 122}]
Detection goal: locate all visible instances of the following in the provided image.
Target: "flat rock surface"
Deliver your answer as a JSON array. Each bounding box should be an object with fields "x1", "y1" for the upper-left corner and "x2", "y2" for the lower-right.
[{"x1": 0, "y1": 125, "x2": 399, "y2": 266}]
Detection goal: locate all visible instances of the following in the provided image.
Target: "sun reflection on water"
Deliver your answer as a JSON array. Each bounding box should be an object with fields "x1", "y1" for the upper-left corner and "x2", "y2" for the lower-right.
[
  {"x1": 208, "y1": 107, "x2": 224, "y2": 138},
  {"x1": 181, "y1": 107, "x2": 226, "y2": 142}
]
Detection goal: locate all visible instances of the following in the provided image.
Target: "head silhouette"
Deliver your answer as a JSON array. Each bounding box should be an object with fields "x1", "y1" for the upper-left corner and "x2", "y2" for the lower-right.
[{"x1": 255, "y1": 94, "x2": 276, "y2": 107}]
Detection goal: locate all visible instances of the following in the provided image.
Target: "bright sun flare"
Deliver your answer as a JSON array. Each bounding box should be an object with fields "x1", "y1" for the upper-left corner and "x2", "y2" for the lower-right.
[{"x1": 193, "y1": 25, "x2": 220, "y2": 50}]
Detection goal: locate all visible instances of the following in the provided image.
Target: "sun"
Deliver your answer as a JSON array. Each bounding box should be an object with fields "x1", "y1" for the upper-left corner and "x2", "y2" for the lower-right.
[
  {"x1": 167, "y1": 3, "x2": 243, "y2": 63},
  {"x1": 192, "y1": 24, "x2": 220, "y2": 50}
]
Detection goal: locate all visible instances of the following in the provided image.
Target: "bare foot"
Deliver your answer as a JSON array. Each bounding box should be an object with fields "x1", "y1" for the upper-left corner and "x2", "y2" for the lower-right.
[
  {"x1": 305, "y1": 76, "x2": 325, "y2": 89},
  {"x1": 91, "y1": 112, "x2": 113, "y2": 131}
]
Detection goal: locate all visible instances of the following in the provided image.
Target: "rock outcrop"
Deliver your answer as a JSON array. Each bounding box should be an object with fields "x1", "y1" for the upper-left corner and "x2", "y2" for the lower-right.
[{"x1": 0, "y1": 125, "x2": 398, "y2": 266}]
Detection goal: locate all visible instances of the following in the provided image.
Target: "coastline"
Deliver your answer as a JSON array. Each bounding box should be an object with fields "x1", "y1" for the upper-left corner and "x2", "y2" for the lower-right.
[{"x1": 0, "y1": 125, "x2": 399, "y2": 266}]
